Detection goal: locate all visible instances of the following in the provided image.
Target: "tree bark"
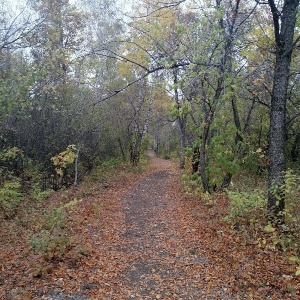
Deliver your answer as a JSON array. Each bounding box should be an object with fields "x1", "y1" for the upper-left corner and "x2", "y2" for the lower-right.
[
  {"x1": 74, "y1": 143, "x2": 82, "y2": 186},
  {"x1": 267, "y1": 0, "x2": 300, "y2": 222},
  {"x1": 221, "y1": 91, "x2": 244, "y2": 190},
  {"x1": 199, "y1": 109, "x2": 213, "y2": 193},
  {"x1": 291, "y1": 132, "x2": 300, "y2": 161},
  {"x1": 219, "y1": 0, "x2": 244, "y2": 190},
  {"x1": 199, "y1": 76, "x2": 223, "y2": 193},
  {"x1": 118, "y1": 137, "x2": 126, "y2": 161},
  {"x1": 178, "y1": 118, "x2": 186, "y2": 169},
  {"x1": 130, "y1": 81, "x2": 153, "y2": 166},
  {"x1": 173, "y1": 68, "x2": 186, "y2": 169}
]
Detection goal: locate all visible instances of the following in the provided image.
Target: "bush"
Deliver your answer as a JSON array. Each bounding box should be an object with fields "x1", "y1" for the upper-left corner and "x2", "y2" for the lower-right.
[
  {"x1": 282, "y1": 170, "x2": 300, "y2": 248},
  {"x1": 0, "y1": 180, "x2": 22, "y2": 218},
  {"x1": 32, "y1": 183, "x2": 54, "y2": 202},
  {"x1": 226, "y1": 170, "x2": 300, "y2": 254},
  {"x1": 101, "y1": 157, "x2": 122, "y2": 169},
  {"x1": 225, "y1": 189, "x2": 266, "y2": 225},
  {"x1": 28, "y1": 204, "x2": 77, "y2": 263},
  {"x1": 28, "y1": 227, "x2": 73, "y2": 261},
  {"x1": 0, "y1": 147, "x2": 24, "y2": 177}
]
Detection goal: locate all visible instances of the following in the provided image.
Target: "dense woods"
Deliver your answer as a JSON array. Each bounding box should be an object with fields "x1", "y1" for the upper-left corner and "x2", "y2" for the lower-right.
[{"x1": 1, "y1": 0, "x2": 300, "y2": 295}]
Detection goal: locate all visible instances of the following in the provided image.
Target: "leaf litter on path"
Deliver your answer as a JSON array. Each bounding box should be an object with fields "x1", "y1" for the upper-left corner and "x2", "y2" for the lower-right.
[{"x1": 0, "y1": 152, "x2": 299, "y2": 299}]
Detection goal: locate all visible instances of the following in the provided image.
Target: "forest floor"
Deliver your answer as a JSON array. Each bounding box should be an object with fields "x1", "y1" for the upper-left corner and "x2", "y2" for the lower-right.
[{"x1": 0, "y1": 151, "x2": 299, "y2": 300}]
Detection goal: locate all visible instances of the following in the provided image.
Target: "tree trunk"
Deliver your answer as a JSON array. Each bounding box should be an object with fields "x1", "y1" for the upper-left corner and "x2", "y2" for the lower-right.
[
  {"x1": 192, "y1": 146, "x2": 200, "y2": 174},
  {"x1": 74, "y1": 143, "x2": 82, "y2": 186},
  {"x1": 129, "y1": 82, "x2": 153, "y2": 167},
  {"x1": 178, "y1": 117, "x2": 186, "y2": 169},
  {"x1": 118, "y1": 137, "x2": 126, "y2": 161},
  {"x1": 130, "y1": 121, "x2": 140, "y2": 166},
  {"x1": 199, "y1": 117, "x2": 211, "y2": 193},
  {"x1": 221, "y1": 91, "x2": 244, "y2": 190},
  {"x1": 219, "y1": 0, "x2": 243, "y2": 190},
  {"x1": 291, "y1": 133, "x2": 300, "y2": 161},
  {"x1": 199, "y1": 0, "x2": 243, "y2": 192},
  {"x1": 267, "y1": 0, "x2": 300, "y2": 222},
  {"x1": 173, "y1": 68, "x2": 186, "y2": 169},
  {"x1": 140, "y1": 87, "x2": 154, "y2": 143},
  {"x1": 199, "y1": 75, "x2": 224, "y2": 193},
  {"x1": 268, "y1": 55, "x2": 289, "y2": 218}
]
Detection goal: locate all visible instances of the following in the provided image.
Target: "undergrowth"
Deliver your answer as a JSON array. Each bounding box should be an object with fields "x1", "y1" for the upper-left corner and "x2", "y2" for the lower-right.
[
  {"x1": 1, "y1": 154, "x2": 151, "y2": 278},
  {"x1": 225, "y1": 169, "x2": 300, "y2": 275},
  {"x1": 182, "y1": 151, "x2": 300, "y2": 277},
  {"x1": 0, "y1": 179, "x2": 23, "y2": 218},
  {"x1": 27, "y1": 200, "x2": 79, "y2": 276}
]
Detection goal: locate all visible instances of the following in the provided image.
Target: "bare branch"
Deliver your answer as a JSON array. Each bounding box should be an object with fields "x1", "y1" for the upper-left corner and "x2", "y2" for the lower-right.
[
  {"x1": 93, "y1": 48, "x2": 149, "y2": 71},
  {"x1": 127, "y1": 0, "x2": 186, "y2": 19},
  {"x1": 91, "y1": 59, "x2": 219, "y2": 106}
]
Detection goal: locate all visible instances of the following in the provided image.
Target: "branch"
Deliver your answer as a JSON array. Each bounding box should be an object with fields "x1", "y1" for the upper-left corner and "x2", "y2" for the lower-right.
[
  {"x1": 233, "y1": 2, "x2": 259, "y2": 36},
  {"x1": 267, "y1": 0, "x2": 281, "y2": 46},
  {"x1": 128, "y1": 0, "x2": 186, "y2": 19},
  {"x1": 1, "y1": 5, "x2": 46, "y2": 50},
  {"x1": 93, "y1": 48, "x2": 149, "y2": 71},
  {"x1": 124, "y1": 21, "x2": 176, "y2": 64},
  {"x1": 291, "y1": 34, "x2": 300, "y2": 50},
  {"x1": 255, "y1": 0, "x2": 269, "y2": 4},
  {"x1": 91, "y1": 60, "x2": 215, "y2": 106},
  {"x1": 245, "y1": 87, "x2": 271, "y2": 109},
  {"x1": 118, "y1": 40, "x2": 159, "y2": 63}
]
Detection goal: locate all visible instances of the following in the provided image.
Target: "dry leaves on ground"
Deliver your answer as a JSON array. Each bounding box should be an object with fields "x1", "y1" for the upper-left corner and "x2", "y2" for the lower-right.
[{"x1": 0, "y1": 152, "x2": 299, "y2": 299}]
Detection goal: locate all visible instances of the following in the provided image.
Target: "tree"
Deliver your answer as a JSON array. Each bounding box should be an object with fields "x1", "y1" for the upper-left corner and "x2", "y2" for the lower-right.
[
  {"x1": 178, "y1": 0, "x2": 257, "y2": 192},
  {"x1": 0, "y1": 3, "x2": 42, "y2": 50},
  {"x1": 124, "y1": 4, "x2": 200, "y2": 169},
  {"x1": 262, "y1": 0, "x2": 300, "y2": 222},
  {"x1": 116, "y1": 56, "x2": 154, "y2": 166},
  {"x1": 22, "y1": 0, "x2": 87, "y2": 161}
]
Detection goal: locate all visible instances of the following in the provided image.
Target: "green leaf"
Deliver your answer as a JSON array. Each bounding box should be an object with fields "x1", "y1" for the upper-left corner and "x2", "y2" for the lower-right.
[
  {"x1": 289, "y1": 256, "x2": 300, "y2": 262},
  {"x1": 264, "y1": 223, "x2": 276, "y2": 233}
]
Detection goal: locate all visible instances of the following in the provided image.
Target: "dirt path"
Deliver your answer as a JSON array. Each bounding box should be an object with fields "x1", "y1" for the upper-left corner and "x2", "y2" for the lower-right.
[
  {"x1": 29, "y1": 152, "x2": 238, "y2": 300},
  {"x1": 117, "y1": 154, "x2": 223, "y2": 299},
  {"x1": 1, "y1": 151, "x2": 298, "y2": 299},
  {"x1": 120, "y1": 155, "x2": 207, "y2": 299}
]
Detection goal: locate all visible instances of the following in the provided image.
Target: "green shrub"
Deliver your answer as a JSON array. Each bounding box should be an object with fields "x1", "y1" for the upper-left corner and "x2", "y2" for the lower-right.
[
  {"x1": 226, "y1": 169, "x2": 300, "y2": 257},
  {"x1": 206, "y1": 123, "x2": 241, "y2": 187},
  {"x1": 0, "y1": 180, "x2": 22, "y2": 218},
  {"x1": 28, "y1": 227, "x2": 73, "y2": 261},
  {"x1": 282, "y1": 170, "x2": 300, "y2": 249},
  {"x1": 0, "y1": 147, "x2": 24, "y2": 176},
  {"x1": 32, "y1": 183, "x2": 53, "y2": 202},
  {"x1": 182, "y1": 172, "x2": 203, "y2": 196},
  {"x1": 44, "y1": 208, "x2": 65, "y2": 230},
  {"x1": 226, "y1": 189, "x2": 266, "y2": 222},
  {"x1": 101, "y1": 157, "x2": 122, "y2": 169},
  {"x1": 28, "y1": 204, "x2": 76, "y2": 263},
  {"x1": 289, "y1": 255, "x2": 300, "y2": 276}
]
